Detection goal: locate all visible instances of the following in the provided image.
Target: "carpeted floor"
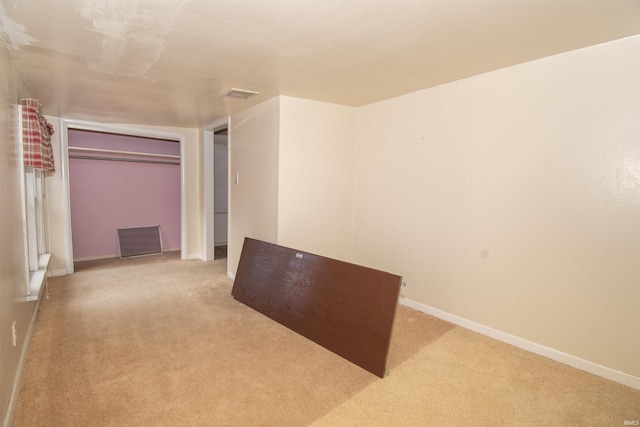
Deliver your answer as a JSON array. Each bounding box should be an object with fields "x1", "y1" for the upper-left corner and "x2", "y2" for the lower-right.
[{"x1": 12, "y1": 254, "x2": 640, "y2": 426}]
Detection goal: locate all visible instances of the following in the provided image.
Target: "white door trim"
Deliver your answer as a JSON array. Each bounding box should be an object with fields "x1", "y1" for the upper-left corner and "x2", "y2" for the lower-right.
[
  {"x1": 203, "y1": 129, "x2": 215, "y2": 261},
  {"x1": 202, "y1": 118, "x2": 229, "y2": 262}
]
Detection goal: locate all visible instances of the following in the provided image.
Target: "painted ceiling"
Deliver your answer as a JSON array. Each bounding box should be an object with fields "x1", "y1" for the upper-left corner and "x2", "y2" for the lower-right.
[{"x1": 1, "y1": 0, "x2": 639, "y2": 128}]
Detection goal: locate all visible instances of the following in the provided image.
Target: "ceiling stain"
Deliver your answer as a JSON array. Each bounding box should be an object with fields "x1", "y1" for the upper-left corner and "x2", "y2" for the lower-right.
[
  {"x1": 80, "y1": 0, "x2": 187, "y2": 76},
  {"x1": 0, "y1": 1, "x2": 35, "y2": 49}
]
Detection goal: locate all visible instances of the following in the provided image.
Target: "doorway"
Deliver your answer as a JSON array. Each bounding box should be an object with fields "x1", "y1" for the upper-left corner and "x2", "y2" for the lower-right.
[
  {"x1": 213, "y1": 127, "x2": 228, "y2": 259},
  {"x1": 203, "y1": 118, "x2": 229, "y2": 267}
]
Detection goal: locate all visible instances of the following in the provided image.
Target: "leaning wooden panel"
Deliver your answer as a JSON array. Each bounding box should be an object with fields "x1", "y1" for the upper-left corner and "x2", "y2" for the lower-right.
[{"x1": 231, "y1": 237, "x2": 403, "y2": 378}]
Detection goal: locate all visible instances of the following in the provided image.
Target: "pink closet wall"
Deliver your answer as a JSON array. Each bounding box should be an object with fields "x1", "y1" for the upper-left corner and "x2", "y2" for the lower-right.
[{"x1": 69, "y1": 130, "x2": 181, "y2": 260}]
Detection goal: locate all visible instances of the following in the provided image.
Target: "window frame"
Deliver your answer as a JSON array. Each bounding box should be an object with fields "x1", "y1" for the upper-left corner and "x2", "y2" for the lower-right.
[{"x1": 18, "y1": 105, "x2": 50, "y2": 299}]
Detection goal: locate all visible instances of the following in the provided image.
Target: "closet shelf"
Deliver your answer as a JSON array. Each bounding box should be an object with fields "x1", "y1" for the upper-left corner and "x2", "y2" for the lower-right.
[{"x1": 68, "y1": 146, "x2": 180, "y2": 160}]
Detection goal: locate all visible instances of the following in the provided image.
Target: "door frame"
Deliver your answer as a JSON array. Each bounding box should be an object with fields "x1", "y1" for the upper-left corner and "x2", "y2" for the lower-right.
[
  {"x1": 60, "y1": 118, "x2": 187, "y2": 274},
  {"x1": 203, "y1": 118, "x2": 229, "y2": 263}
]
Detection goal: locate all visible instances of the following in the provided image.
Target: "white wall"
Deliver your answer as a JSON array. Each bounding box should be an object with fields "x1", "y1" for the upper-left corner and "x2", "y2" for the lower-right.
[
  {"x1": 278, "y1": 96, "x2": 357, "y2": 261},
  {"x1": 353, "y1": 35, "x2": 640, "y2": 378},
  {"x1": 228, "y1": 97, "x2": 281, "y2": 274},
  {"x1": 227, "y1": 96, "x2": 357, "y2": 271},
  {"x1": 0, "y1": 46, "x2": 38, "y2": 425}
]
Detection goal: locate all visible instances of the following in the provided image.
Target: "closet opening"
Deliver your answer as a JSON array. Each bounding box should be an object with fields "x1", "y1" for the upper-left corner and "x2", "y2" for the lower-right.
[{"x1": 60, "y1": 119, "x2": 187, "y2": 274}]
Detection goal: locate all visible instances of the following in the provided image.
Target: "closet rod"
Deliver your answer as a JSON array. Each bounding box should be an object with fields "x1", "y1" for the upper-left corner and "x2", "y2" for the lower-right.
[
  {"x1": 69, "y1": 155, "x2": 179, "y2": 166},
  {"x1": 68, "y1": 146, "x2": 180, "y2": 160}
]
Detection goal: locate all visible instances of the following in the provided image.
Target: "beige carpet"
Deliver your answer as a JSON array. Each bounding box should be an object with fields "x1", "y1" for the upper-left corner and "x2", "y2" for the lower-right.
[{"x1": 12, "y1": 253, "x2": 639, "y2": 426}]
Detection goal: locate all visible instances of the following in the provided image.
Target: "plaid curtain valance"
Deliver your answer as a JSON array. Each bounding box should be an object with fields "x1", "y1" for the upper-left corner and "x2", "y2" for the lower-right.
[{"x1": 21, "y1": 98, "x2": 55, "y2": 172}]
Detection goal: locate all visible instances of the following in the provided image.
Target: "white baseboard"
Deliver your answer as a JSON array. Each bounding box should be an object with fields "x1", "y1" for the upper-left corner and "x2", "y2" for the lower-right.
[
  {"x1": 400, "y1": 297, "x2": 640, "y2": 390},
  {"x1": 187, "y1": 253, "x2": 202, "y2": 260},
  {"x1": 2, "y1": 282, "x2": 45, "y2": 427},
  {"x1": 73, "y1": 254, "x2": 117, "y2": 262},
  {"x1": 74, "y1": 249, "x2": 181, "y2": 264},
  {"x1": 227, "y1": 271, "x2": 235, "y2": 280}
]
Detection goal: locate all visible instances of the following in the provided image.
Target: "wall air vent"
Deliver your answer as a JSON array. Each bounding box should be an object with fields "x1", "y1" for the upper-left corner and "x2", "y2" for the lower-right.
[
  {"x1": 117, "y1": 225, "x2": 163, "y2": 258},
  {"x1": 223, "y1": 88, "x2": 259, "y2": 99}
]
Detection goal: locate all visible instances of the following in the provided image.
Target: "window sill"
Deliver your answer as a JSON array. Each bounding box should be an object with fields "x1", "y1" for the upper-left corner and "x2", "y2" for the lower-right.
[{"x1": 26, "y1": 253, "x2": 51, "y2": 302}]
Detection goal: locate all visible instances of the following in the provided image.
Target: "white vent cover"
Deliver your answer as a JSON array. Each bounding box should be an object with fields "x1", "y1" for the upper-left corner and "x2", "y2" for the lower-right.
[
  {"x1": 117, "y1": 225, "x2": 163, "y2": 258},
  {"x1": 223, "y1": 88, "x2": 259, "y2": 99}
]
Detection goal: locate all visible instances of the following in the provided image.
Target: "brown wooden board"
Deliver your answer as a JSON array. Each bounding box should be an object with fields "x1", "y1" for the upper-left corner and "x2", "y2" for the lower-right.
[{"x1": 231, "y1": 237, "x2": 403, "y2": 378}]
